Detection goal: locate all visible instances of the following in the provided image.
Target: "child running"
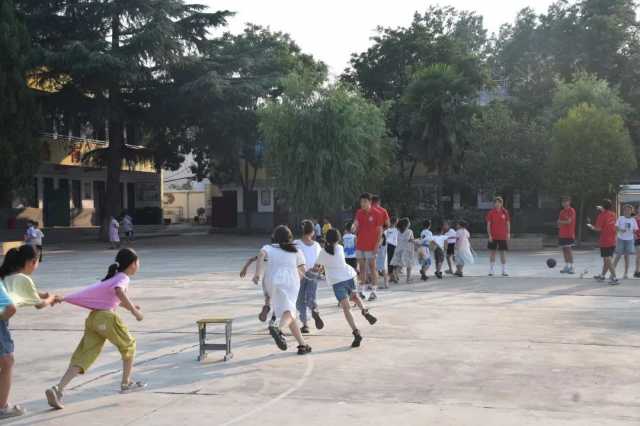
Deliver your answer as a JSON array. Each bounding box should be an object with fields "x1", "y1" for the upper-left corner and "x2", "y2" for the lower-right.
[
  {"x1": 2, "y1": 245, "x2": 57, "y2": 309},
  {"x1": 429, "y1": 230, "x2": 448, "y2": 280},
  {"x1": 315, "y1": 229, "x2": 377, "y2": 347},
  {"x1": 390, "y1": 218, "x2": 415, "y2": 283},
  {"x1": 454, "y1": 221, "x2": 474, "y2": 277},
  {"x1": 385, "y1": 217, "x2": 399, "y2": 283},
  {"x1": 443, "y1": 222, "x2": 457, "y2": 274},
  {"x1": 253, "y1": 225, "x2": 311, "y2": 355},
  {"x1": 418, "y1": 220, "x2": 433, "y2": 281},
  {"x1": 45, "y1": 248, "x2": 145, "y2": 409},
  {"x1": 294, "y1": 220, "x2": 324, "y2": 334},
  {"x1": 376, "y1": 233, "x2": 389, "y2": 289},
  {"x1": 240, "y1": 254, "x2": 275, "y2": 327},
  {"x1": 0, "y1": 254, "x2": 24, "y2": 418},
  {"x1": 342, "y1": 222, "x2": 358, "y2": 271}
]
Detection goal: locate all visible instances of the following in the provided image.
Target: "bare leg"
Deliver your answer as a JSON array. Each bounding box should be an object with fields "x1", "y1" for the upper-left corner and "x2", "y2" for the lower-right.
[
  {"x1": 446, "y1": 255, "x2": 453, "y2": 272},
  {"x1": 624, "y1": 255, "x2": 630, "y2": 277},
  {"x1": 613, "y1": 254, "x2": 621, "y2": 270},
  {"x1": 284, "y1": 313, "x2": 306, "y2": 346},
  {"x1": 406, "y1": 266, "x2": 412, "y2": 283},
  {"x1": 606, "y1": 257, "x2": 616, "y2": 278},
  {"x1": 0, "y1": 355, "x2": 14, "y2": 408},
  {"x1": 489, "y1": 250, "x2": 497, "y2": 273},
  {"x1": 340, "y1": 299, "x2": 357, "y2": 331},
  {"x1": 368, "y1": 258, "x2": 378, "y2": 290},
  {"x1": 57, "y1": 365, "x2": 82, "y2": 392},
  {"x1": 499, "y1": 251, "x2": 507, "y2": 266},
  {"x1": 636, "y1": 251, "x2": 640, "y2": 274},
  {"x1": 122, "y1": 357, "x2": 134, "y2": 386}
]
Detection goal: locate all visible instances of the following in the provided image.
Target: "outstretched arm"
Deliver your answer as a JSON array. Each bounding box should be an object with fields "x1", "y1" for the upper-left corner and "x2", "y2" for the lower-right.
[
  {"x1": 0, "y1": 305, "x2": 16, "y2": 321},
  {"x1": 252, "y1": 250, "x2": 267, "y2": 285},
  {"x1": 116, "y1": 287, "x2": 143, "y2": 321},
  {"x1": 240, "y1": 256, "x2": 258, "y2": 278}
]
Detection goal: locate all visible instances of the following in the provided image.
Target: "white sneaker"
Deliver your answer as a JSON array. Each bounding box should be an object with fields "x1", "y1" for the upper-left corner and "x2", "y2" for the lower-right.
[
  {"x1": 609, "y1": 277, "x2": 620, "y2": 286},
  {"x1": 567, "y1": 267, "x2": 575, "y2": 275},
  {"x1": 560, "y1": 266, "x2": 569, "y2": 274}
]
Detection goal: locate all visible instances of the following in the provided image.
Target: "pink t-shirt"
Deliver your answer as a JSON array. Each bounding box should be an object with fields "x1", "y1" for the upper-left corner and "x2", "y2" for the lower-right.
[{"x1": 64, "y1": 273, "x2": 129, "y2": 310}]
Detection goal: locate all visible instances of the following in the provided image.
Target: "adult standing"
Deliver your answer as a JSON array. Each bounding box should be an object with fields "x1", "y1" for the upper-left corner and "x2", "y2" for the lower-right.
[
  {"x1": 486, "y1": 196, "x2": 511, "y2": 277},
  {"x1": 588, "y1": 199, "x2": 618, "y2": 285},
  {"x1": 557, "y1": 196, "x2": 576, "y2": 274},
  {"x1": 352, "y1": 193, "x2": 383, "y2": 301}
]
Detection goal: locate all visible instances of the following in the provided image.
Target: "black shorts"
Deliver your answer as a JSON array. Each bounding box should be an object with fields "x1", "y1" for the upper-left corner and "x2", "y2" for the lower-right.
[
  {"x1": 600, "y1": 246, "x2": 615, "y2": 258},
  {"x1": 558, "y1": 238, "x2": 575, "y2": 248},
  {"x1": 446, "y1": 243, "x2": 455, "y2": 256},
  {"x1": 346, "y1": 257, "x2": 358, "y2": 270},
  {"x1": 488, "y1": 240, "x2": 508, "y2": 251},
  {"x1": 434, "y1": 247, "x2": 445, "y2": 264},
  {"x1": 635, "y1": 240, "x2": 640, "y2": 247}
]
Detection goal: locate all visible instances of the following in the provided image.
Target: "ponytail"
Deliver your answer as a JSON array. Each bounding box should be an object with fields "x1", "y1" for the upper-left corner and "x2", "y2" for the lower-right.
[
  {"x1": 272, "y1": 225, "x2": 298, "y2": 253},
  {"x1": 324, "y1": 228, "x2": 341, "y2": 256},
  {"x1": 102, "y1": 248, "x2": 139, "y2": 281},
  {"x1": 0, "y1": 245, "x2": 39, "y2": 279}
]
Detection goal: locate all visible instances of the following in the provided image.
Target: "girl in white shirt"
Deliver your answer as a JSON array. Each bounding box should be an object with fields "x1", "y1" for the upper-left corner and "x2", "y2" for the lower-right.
[
  {"x1": 294, "y1": 220, "x2": 324, "y2": 334},
  {"x1": 454, "y1": 220, "x2": 474, "y2": 277},
  {"x1": 315, "y1": 229, "x2": 377, "y2": 348},
  {"x1": 253, "y1": 226, "x2": 311, "y2": 355}
]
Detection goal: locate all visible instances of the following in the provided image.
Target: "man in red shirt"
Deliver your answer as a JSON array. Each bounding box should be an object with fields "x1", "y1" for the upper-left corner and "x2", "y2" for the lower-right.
[
  {"x1": 352, "y1": 193, "x2": 383, "y2": 300},
  {"x1": 486, "y1": 196, "x2": 511, "y2": 276},
  {"x1": 587, "y1": 198, "x2": 619, "y2": 285},
  {"x1": 557, "y1": 196, "x2": 576, "y2": 274}
]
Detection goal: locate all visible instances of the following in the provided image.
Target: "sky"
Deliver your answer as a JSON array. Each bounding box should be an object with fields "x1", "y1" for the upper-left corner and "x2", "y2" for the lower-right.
[{"x1": 203, "y1": 0, "x2": 556, "y2": 77}]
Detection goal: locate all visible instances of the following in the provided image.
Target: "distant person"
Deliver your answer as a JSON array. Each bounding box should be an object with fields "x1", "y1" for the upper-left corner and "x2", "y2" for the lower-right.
[
  {"x1": 486, "y1": 196, "x2": 511, "y2": 277},
  {"x1": 253, "y1": 226, "x2": 311, "y2": 355},
  {"x1": 418, "y1": 220, "x2": 433, "y2": 281},
  {"x1": 315, "y1": 228, "x2": 377, "y2": 348},
  {"x1": 314, "y1": 220, "x2": 323, "y2": 242},
  {"x1": 442, "y1": 221, "x2": 457, "y2": 274},
  {"x1": 352, "y1": 193, "x2": 384, "y2": 300},
  {"x1": 429, "y1": 230, "x2": 448, "y2": 280},
  {"x1": 342, "y1": 222, "x2": 358, "y2": 270},
  {"x1": 587, "y1": 199, "x2": 618, "y2": 285},
  {"x1": 24, "y1": 221, "x2": 44, "y2": 262},
  {"x1": 634, "y1": 207, "x2": 640, "y2": 278},
  {"x1": 109, "y1": 216, "x2": 121, "y2": 249},
  {"x1": 121, "y1": 213, "x2": 134, "y2": 243},
  {"x1": 390, "y1": 218, "x2": 415, "y2": 284},
  {"x1": 612, "y1": 204, "x2": 638, "y2": 280},
  {"x1": 294, "y1": 220, "x2": 324, "y2": 334},
  {"x1": 385, "y1": 217, "x2": 399, "y2": 283},
  {"x1": 375, "y1": 232, "x2": 389, "y2": 288},
  {"x1": 557, "y1": 196, "x2": 576, "y2": 274},
  {"x1": 322, "y1": 218, "x2": 332, "y2": 239},
  {"x1": 45, "y1": 248, "x2": 146, "y2": 410},
  {"x1": 454, "y1": 220, "x2": 474, "y2": 277}
]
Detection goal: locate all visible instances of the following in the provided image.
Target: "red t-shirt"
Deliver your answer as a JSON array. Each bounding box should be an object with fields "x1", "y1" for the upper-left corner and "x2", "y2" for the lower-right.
[
  {"x1": 595, "y1": 210, "x2": 617, "y2": 248},
  {"x1": 372, "y1": 205, "x2": 390, "y2": 227},
  {"x1": 558, "y1": 207, "x2": 576, "y2": 239},
  {"x1": 355, "y1": 208, "x2": 383, "y2": 251},
  {"x1": 635, "y1": 216, "x2": 640, "y2": 241},
  {"x1": 486, "y1": 208, "x2": 510, "y2": 240}
]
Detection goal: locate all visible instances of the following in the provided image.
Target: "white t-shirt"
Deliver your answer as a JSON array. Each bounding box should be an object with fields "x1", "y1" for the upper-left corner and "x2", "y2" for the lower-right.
[
  {"x1": 430, "y1": 235, "x2": 448, "y2": 250},
  {"x1": 262, "y1": 244, "x2": 305, "y2": 285},
  {"x1": 385, "y1": 227, "x2": 399, "y2": 246},
  {"x1": 342, "y1": 233, "x2": 357, "y2": 258},
  {"x1": 420, "y1": 229, "x2": 433, "y2": 246},
  {"x1": 445, "y1": 229, "x2": 457, "y2": 244},
  {"x1": 455, "y1": 229, "x2": 470, "y2": 250},
  {"x1": 316, "y1": 245, "x2": 357, "y2": 286},
  {"x1": 617, "y1": 216, "x2": 638, "y2": 241},
  {"x1": 314, "y1": 223, "x2": 322, "y2": 238},
  {"x1": 294, "y1": 239, "x2": 321, "y2": 271}
]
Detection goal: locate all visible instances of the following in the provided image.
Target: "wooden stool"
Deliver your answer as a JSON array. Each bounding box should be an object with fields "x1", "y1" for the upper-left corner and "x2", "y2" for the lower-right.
[{"x1": 196, "y1": 318, "x2": 233, "y2": 362}]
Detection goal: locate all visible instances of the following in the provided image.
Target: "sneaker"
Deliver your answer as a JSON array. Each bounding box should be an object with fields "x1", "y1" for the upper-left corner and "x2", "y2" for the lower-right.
[
  {"x1": 120, "y1": 381, "x2": 147, "y2": 394},
  {"x1": 300, "y1": 325, "x2": 310, "y2": 334},
  {"x1": 634, "y1": 272, "x2": 640, "y2": 278},
  {"x1": 560, "y1": 266, "x2": 568, "y2": 274},
  {"x1": 297, "y1": 344, "x2": 312, "y2": 355},
  {"x1": 445, "y1": 269, "x2": 454, "y2": 275},
  {"x1": 567, "y1": 267, "x2": 575, "y2": 275},
  {"x1": 502, "y1": 272, "x2": 509, "y2": 277},
  {"x1": 362, "y1": 309, "x2": 377, "y2": 325},
  {"x1": 269, "y1": 325, "x2": 287, "y2": 351},
  {"x1": 258, "y1": 305, "x2": 270, "y2": 322},
  {"x1": 311, "y1": 310, "x2": 325, "y2": 330},
  {"x1": 609, "y1": 277, "x2": 620, "y2": 286},
  {"x1": 435, "y1": 271, "x2": 443, "y2": 279},
  {"x1": 359, "y1": 292, "x2": 367, "y2": 300},
  {"x1": 368, "y1": 292, "x2": 377, "y2": 302},
  {"x1": 488, "y1": 272, "x2": 494, "y2": 277},
  {"x1": 0, "y1": 405, "x2": 25, "y2": 419},
  {"x1": 46, "y1": 385, "x2": 64, "y2": 410},
  {"x1": 420, "y1": 273, "x2": 428, "y2": 281},
  {"x1": 454, "y1": 271, "x2": 463, "y2": 277},
  {"x1": 351, "y1": 330, "x2": 363, "y2": 348},
  {"x1": 593, "y1": 275, "x2": 605, "y2": 282}
]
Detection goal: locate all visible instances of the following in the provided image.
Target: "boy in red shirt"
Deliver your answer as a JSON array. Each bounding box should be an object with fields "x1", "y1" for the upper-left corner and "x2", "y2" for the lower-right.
[
  {"x1": 635, "y1": 209, "x2": 640, "y2": 278},
  {"x1": 557, "y1": 196, "x2": 576, "y2": 274},
  {"x1": 352, "y1": 193, "x2": 383, "y2": 300},
  {"x1": 486, "y1": 196, "x2": 511, "y2": 276},
  {"x1": 587, "y1": 199, "x2": 619, "y2": 285}
]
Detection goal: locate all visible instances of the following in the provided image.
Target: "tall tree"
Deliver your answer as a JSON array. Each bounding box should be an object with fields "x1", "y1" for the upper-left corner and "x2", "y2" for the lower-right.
[
  {"x1": 259, "y1": 75, "x2": 389, "y2": 218},
  {"x1": 0, "y1": 0, "x2": 41, "y2": 208},
  {"x1": 17, "y1": 0, "x2": 231, "y2": 237}
]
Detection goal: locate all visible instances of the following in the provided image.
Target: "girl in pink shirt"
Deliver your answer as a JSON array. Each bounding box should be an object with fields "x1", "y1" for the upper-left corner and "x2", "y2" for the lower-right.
[{"x1": 45, "y1": 249, "x2": 145, "y2": 410}]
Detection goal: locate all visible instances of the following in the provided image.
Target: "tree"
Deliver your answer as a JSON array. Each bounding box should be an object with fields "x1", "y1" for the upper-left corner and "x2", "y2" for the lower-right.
[
  {"x1": 259, "y1": 76, "x2": 389, "y2": 218},
  {"x1": 185, "y1": 25, "x2": 327, "y2": 229},
  {"x1": 462, "y1": 102, "x2": 547, "y2": 196},
  {"x1": 546, "y1": 103, "x2": 636, "y2": 241},
  {"x1": 0, "y1": 0, "x2": 41, "y2": 208},
  {"x1": 18, "y1": 0, "x2": 231, "y2": 237}
]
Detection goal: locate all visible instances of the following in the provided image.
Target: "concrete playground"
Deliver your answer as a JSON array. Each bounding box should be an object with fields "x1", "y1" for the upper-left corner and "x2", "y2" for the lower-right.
[{"x1": 3, "y1": 235, "x2": 640, "y2": 425}]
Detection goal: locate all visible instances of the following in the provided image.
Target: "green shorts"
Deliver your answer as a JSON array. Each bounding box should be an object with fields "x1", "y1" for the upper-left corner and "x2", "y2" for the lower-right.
[{"x1": 70, "y1": 310, "x2": 136, "y2": 373}]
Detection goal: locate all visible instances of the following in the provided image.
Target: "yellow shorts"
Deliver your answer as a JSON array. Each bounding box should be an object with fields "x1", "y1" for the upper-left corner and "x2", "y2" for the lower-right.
[{"x1": 70, "y1": 310, "x2": 136, "y2": 373}]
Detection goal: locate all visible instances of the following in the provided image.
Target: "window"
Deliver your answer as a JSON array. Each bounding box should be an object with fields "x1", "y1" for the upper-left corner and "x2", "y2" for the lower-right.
[
  {"x1": 261, "y1": 189, "x2": 271, "y2": 206},
  {"x1": 83, "y1": 181, "x2": 92, "y2": 200},
  {"x1": 477, "y1": 191, "x2": 494, "y2": 210}
]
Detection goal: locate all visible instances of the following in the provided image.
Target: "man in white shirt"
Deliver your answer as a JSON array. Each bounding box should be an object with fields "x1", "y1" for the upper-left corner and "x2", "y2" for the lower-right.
[{"x1": 613, "y1": 204, "x2": 639, "y2": 279}]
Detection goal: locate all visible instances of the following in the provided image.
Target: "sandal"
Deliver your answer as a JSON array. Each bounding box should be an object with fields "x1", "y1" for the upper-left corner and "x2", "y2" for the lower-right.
[
  {"x1": 258, "y1": 305, "x2": 270, "y2": 322},
  {"x1": 0, "y1": 404, "x2": 25, "y2": 419},
  {"x1": 120, "y1": 381, "x2": 147, "y2": 394},
  {"x1": 351, "y1": 330, "x2": 363, "y2": 348},
  {"x1": 311, "y1": 310, "x2": 325, "y2": 330},
  {"x1": 269, "y1": 325, "x2": 287, "y2": 351},
  {"x1": 297, "y1": 344, "x2": 312, "y2": 355},
  {"x1": 361, "y1": 309, "x2": 377, "y2": 325}
]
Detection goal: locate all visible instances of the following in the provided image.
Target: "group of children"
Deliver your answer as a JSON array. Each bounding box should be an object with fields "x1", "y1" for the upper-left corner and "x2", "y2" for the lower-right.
[
  {"x1": 0, "y1": 245, "x2": 145, "y2": 418},
  {"x1": 109, "y1": 212, "x2": 135, "y2": 249}
]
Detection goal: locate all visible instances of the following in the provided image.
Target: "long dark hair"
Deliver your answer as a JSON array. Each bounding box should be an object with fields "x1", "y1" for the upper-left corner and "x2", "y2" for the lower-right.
[
  {"x1": 0, "y1": 245, "x2": 39, "y2": 279},
  {"x1": 273, "y1": 225, "x2": 298, "y2": 253},
  {"x1": 103, "y1": 248, "x2": 139, "y2": 281},
  {"x1": 301, "y1": 219, "x2": 315, "y2": 236},
  {"x1": 324, "y1": 228, "x2": 341, "y2": 255}
]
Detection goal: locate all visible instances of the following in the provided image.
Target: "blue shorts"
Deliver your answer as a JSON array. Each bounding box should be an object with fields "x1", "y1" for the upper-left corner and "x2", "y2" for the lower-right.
[
  {"x1": 332, "y1": 278, "x2": 356, "y2": 302},
  {"x1": 0, "y1": 321, "x2": 14, "y2": 356},
  {"x1": 616, "y1": 239, "x2": 636, "y2": 255}
]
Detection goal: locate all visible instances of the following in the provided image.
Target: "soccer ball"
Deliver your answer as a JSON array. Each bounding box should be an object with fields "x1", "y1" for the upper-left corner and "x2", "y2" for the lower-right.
[{"x1": 546, "y1": 258, "x2": 557, "y2": 268}]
